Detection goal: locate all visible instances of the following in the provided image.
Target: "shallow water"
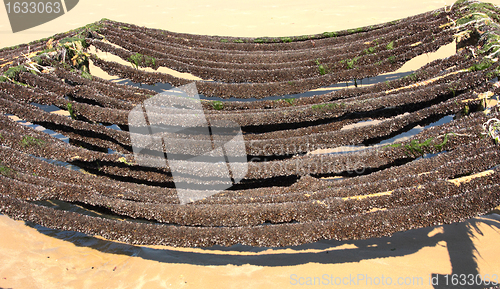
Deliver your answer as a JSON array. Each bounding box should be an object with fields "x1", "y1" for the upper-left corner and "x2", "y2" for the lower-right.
[
  {"x1": 310, "y1": 114, "x2": 455, "y2": 157},
  {"x1": 378, "y1": 114, "x2": 455, "y2": 146},
  {"x1": 32, "y1": 155, "x2": 82, "y2": 172},
  {"x1": 21, "y1": 212, "x2": 500, "y2": 265},
  {"x1": 6, "y1": 112, "x2": 70, "y2": 144},
  {"x1": 90, "y1": 58, "x2": 417, "y2": 102}
]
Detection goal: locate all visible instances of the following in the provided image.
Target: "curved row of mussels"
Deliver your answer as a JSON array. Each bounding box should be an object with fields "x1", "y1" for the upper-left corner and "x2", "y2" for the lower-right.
[{"x1": 0, "y1": 0, "x2": 500, "y2": 247}]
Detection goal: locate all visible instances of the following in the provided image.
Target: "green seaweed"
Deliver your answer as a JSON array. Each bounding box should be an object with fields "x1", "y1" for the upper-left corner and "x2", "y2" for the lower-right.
[
  {"x1": 78, "y1": 18, "x2": 108, "y2": 35},
  {"x1": 67, "y1": 103, "x2": 76, "y2": 119},
  {"x1": 388, "y1": 143, "x2": 402, "y2": 148},
  {"x1": 404, "y1": 134, "x2": 451, "y2": 155},
  {"x1": 59, "y1": 36, "x2": 88, "y2": 49},
  {"x1": 382, "y1": 143, "x2": 402, "y2": 148},
  {"x1": 340, "y1": 56, "x2": 360, "y2": 70},
  {"x1": 405, "y1": 138, "x2": 434, "y2": 155},
  {"x1": 211, "y1": 101, "x2": 224, "y2": 110},
  {"x1": 363, "y1": 46, "x2": 376, "y2": 54},
  {"x1": 254, "y1": 38, "x2": 268, "y2": 43},
  {"x1": 477, "y1": 33, "x2": 500, "y2": 55},
  {"x1": 0, "y1": 165, "x2": 15, "y2": 177},
  {"x1": 386, "y1": 41, "x2": 394, "y2": 50},
  {"x1": 404, "y1": 72, "x2": 418, "y2": 82},
  {"x1": 2, "y1": 65, "x2": 28, "y2": 81},
  {"x1": 311, "y1": 103, "x2": 338, "y2": 110},
  {"x1": 347, "y1": 27, "x2": 364, "y2": 34},
  {"x1": 20, "y1": 136, "x2": 45, "y2": 148},
  {"x1": 81, "y1": 71, "x2": 93, "y2": 80},
  {"x1": 448, "y1": 82, "x2": 459, "y2": 97},
  {"x1": 468, "y1": 59, "x2": 492, "y2": 72},
  {"x1": 347, "y1": 57, "x2": 359, "y2": 69},
  {"x1": 315, "y1": 59, "x2": 329, "y2": 75},
  {"x1": 456, "y1": 12, "x2": 489, "y2": 25},
  {"x1": 459, "y1": 2, "x2": 500, "y2": 23},
  {"x1": 322, "y1": 32, "x2": 337, "y2": 38},
  {"x1": 127, "y1": 53, "x2": 156, "y2": 69},
  {"x1": 434, "y1": 134, "x2": 450, "y2": 151},
  {"x1": 284, "y1": 98, "x2": 295, "y2": 105}
]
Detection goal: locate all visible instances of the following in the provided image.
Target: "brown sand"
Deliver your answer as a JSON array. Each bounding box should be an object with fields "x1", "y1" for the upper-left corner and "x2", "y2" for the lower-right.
[{"x1": 1, "y1": 1, "x2": 500, "y2": 288}]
